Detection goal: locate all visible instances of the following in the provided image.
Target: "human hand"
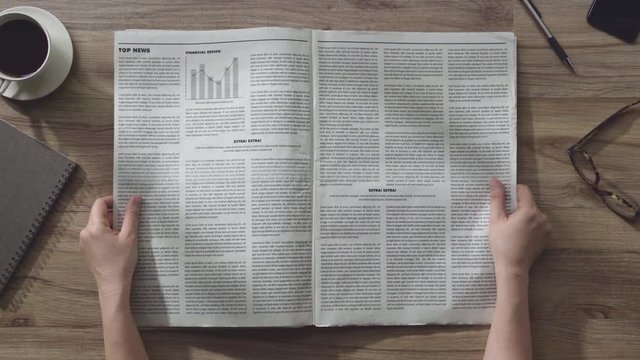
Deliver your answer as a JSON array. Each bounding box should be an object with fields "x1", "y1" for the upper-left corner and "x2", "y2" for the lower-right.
[
  {"x1": 489, "y1": 178, "x2": 551, "y2": 278},
  {"x1": 79, "y1": 195, "x2": 141, "y2": 297}
]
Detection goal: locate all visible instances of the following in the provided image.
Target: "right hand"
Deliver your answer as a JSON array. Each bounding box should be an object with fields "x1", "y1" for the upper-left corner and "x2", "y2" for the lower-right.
[
  {"x1": 79, "y1": 195, "x2": 142, "y2": 297},
  {"x1": 489, "y1": 178, "x2": 551, "y2": 277}
]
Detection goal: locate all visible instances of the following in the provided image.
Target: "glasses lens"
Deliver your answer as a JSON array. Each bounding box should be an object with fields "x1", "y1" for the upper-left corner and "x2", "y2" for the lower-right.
[
  {"x1": 601, "y1": 194, "x2": 638, "y2": 220},
  {"x1": 571, "y1": 151, "x2": 597, "y2": 185}
]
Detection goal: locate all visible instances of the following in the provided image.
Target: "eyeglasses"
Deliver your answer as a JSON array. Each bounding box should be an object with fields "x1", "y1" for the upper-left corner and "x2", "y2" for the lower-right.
[{"x1": 567, "y1": 99, "x2": 640, "y2": 221}]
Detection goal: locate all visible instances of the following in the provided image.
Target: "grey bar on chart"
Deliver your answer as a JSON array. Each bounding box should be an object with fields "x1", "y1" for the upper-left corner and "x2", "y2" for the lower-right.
[
  {"x1": 198, "y1": 64, "x2": 205, "y2": 99},
  {"x1": 224, "y1": 67, "x2": 230, "y2": 98},
  {"x1": 207, "y1": 77, "x2": 213, "y2": 99},
  {"x1": 232, "y1": 57, "x2": 238, "y2": 98},
  {"x1": 216, "y1": 82, "x2": 221, "y2": 98},
  {"x1": 190, "y1": 69, "x2": 197, "y2": 100}
]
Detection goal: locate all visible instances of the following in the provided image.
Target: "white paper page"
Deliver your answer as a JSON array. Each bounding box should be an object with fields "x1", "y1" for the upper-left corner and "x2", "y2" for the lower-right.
[
  {"x1": 311, "y1": 30, "x2": 517, "y2": 326},
  {"x1": 114, "y1": 27, "x2": 313, "y2": 327}
]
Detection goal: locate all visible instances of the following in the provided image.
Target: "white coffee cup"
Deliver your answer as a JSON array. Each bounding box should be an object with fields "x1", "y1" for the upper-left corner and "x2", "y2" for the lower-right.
[
  {"x1": 0, "y1": 12, "x2": 51, "y2": 93},
  {"x1": 0, "y1": 6, "x2": 73, "y2": 100}
]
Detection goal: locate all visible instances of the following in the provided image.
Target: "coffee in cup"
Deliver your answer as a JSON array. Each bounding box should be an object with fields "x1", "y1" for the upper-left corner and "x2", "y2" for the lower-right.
[{"x1": 0, "y1": 18, "x2": 49, "y2": 79}]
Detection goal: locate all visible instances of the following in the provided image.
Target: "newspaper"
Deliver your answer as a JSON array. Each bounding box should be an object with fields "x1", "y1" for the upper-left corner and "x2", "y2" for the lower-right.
[{"x1": 114, "y1": 27, "x2": 516, "y2": 327}]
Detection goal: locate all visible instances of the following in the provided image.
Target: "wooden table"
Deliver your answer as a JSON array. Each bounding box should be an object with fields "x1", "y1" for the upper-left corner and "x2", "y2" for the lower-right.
[{"x1": 1, "y1": 0, "x2": 639, "y2": 358}]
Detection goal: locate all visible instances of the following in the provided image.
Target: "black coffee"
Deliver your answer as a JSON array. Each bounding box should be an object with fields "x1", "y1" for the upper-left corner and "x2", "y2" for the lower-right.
[{"x1": 0, "y1": 19, "x2": 48, "y2": 77}]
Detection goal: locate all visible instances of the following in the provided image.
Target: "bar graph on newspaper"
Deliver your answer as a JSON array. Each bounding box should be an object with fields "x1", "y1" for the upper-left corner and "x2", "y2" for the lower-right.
[{"x1": 187, "y1": 57, "x2": 239, "y2": 100}]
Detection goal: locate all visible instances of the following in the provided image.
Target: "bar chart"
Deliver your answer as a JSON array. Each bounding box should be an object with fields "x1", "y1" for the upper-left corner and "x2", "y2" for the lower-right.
[{"x1": 188, "y1": 57, "x2": 239, "y2": 100}]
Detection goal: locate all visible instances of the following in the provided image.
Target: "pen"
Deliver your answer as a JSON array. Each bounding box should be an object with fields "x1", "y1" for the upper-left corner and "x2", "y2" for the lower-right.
[{"x1": 520, "y1": 0, "x2": 576, "y2": 73}]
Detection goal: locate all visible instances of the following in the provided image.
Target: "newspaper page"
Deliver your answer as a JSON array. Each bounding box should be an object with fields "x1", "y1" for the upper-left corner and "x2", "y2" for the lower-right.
[
  {"x1": 114, "y1": 28, "x2": 314, "y2": 327},
  {"x1": 312, "y1": 31, "x2": 517, "y2": 326}
]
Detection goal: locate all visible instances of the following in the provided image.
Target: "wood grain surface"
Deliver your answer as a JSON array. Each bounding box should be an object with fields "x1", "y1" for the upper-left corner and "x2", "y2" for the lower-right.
[{"x1": 1, "y1": 0, "x2": 639, "y2": 359}]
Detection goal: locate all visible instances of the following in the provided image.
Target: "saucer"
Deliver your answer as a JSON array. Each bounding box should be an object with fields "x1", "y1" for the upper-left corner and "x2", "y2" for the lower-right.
[{"x1": 0, "y1": 6, "x2": 73, "y2": 101}]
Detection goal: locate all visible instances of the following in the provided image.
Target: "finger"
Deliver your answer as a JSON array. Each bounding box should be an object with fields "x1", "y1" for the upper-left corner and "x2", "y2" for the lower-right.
[
  {"x1": 89, "y1": 196, "x2": 114, "y2": 227},
  {"x1": 489, "y1": 177, "x2": 507, "y2": 223},
  {"x1": 516, "y1": 184, "x2": 537, "y2": 210},
  {"x1": 120, "y1": 195, "x2": 142, "y2": 242},
  {"x1": 108, "y1": 209, "x2": 113, "y2": 228}
]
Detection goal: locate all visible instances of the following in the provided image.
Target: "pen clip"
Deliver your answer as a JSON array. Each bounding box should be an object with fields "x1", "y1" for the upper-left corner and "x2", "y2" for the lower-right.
[{"x1": 527, "y1": 0, "x2": 542, "y2": 19}]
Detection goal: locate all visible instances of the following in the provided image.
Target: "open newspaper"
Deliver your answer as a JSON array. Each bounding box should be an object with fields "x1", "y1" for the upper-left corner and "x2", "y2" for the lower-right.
[{"x1": 114, "y1": 27, "x2": 516, "y2": 327}]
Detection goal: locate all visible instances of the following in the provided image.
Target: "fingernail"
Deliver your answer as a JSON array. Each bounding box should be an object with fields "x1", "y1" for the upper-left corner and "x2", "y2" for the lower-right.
[
  {"x1": 133, "y1": 195, "x2": 142, "y2": 204},
  {"x1": 490, "y1": 177, "x2": 499, "y2": 187}
]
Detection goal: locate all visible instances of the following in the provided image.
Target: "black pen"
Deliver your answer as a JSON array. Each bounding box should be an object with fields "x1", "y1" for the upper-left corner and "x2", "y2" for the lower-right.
[{"x1": 521, "y1": 0, "x2": 576, "y2": 72}]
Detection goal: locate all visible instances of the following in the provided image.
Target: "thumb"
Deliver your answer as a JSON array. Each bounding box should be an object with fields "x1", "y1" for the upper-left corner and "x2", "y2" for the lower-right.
[
  {"x1": 489, "y1": 178, "x2": 506, "y2": 223},
  {"x1": 120, "y1": 195, "x2": 142, "y2": 242}
]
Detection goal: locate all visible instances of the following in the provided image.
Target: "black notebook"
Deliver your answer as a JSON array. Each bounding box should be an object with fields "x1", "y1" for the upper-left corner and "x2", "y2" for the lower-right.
[{"x1": 0, "y1": 119, "x2": 75, "y2": 294}]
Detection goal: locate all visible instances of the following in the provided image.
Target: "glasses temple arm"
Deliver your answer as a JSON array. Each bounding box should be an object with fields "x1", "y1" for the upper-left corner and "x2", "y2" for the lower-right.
[{"x1": 573, "y1": 99, "x2": 640, "y2": 149}]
